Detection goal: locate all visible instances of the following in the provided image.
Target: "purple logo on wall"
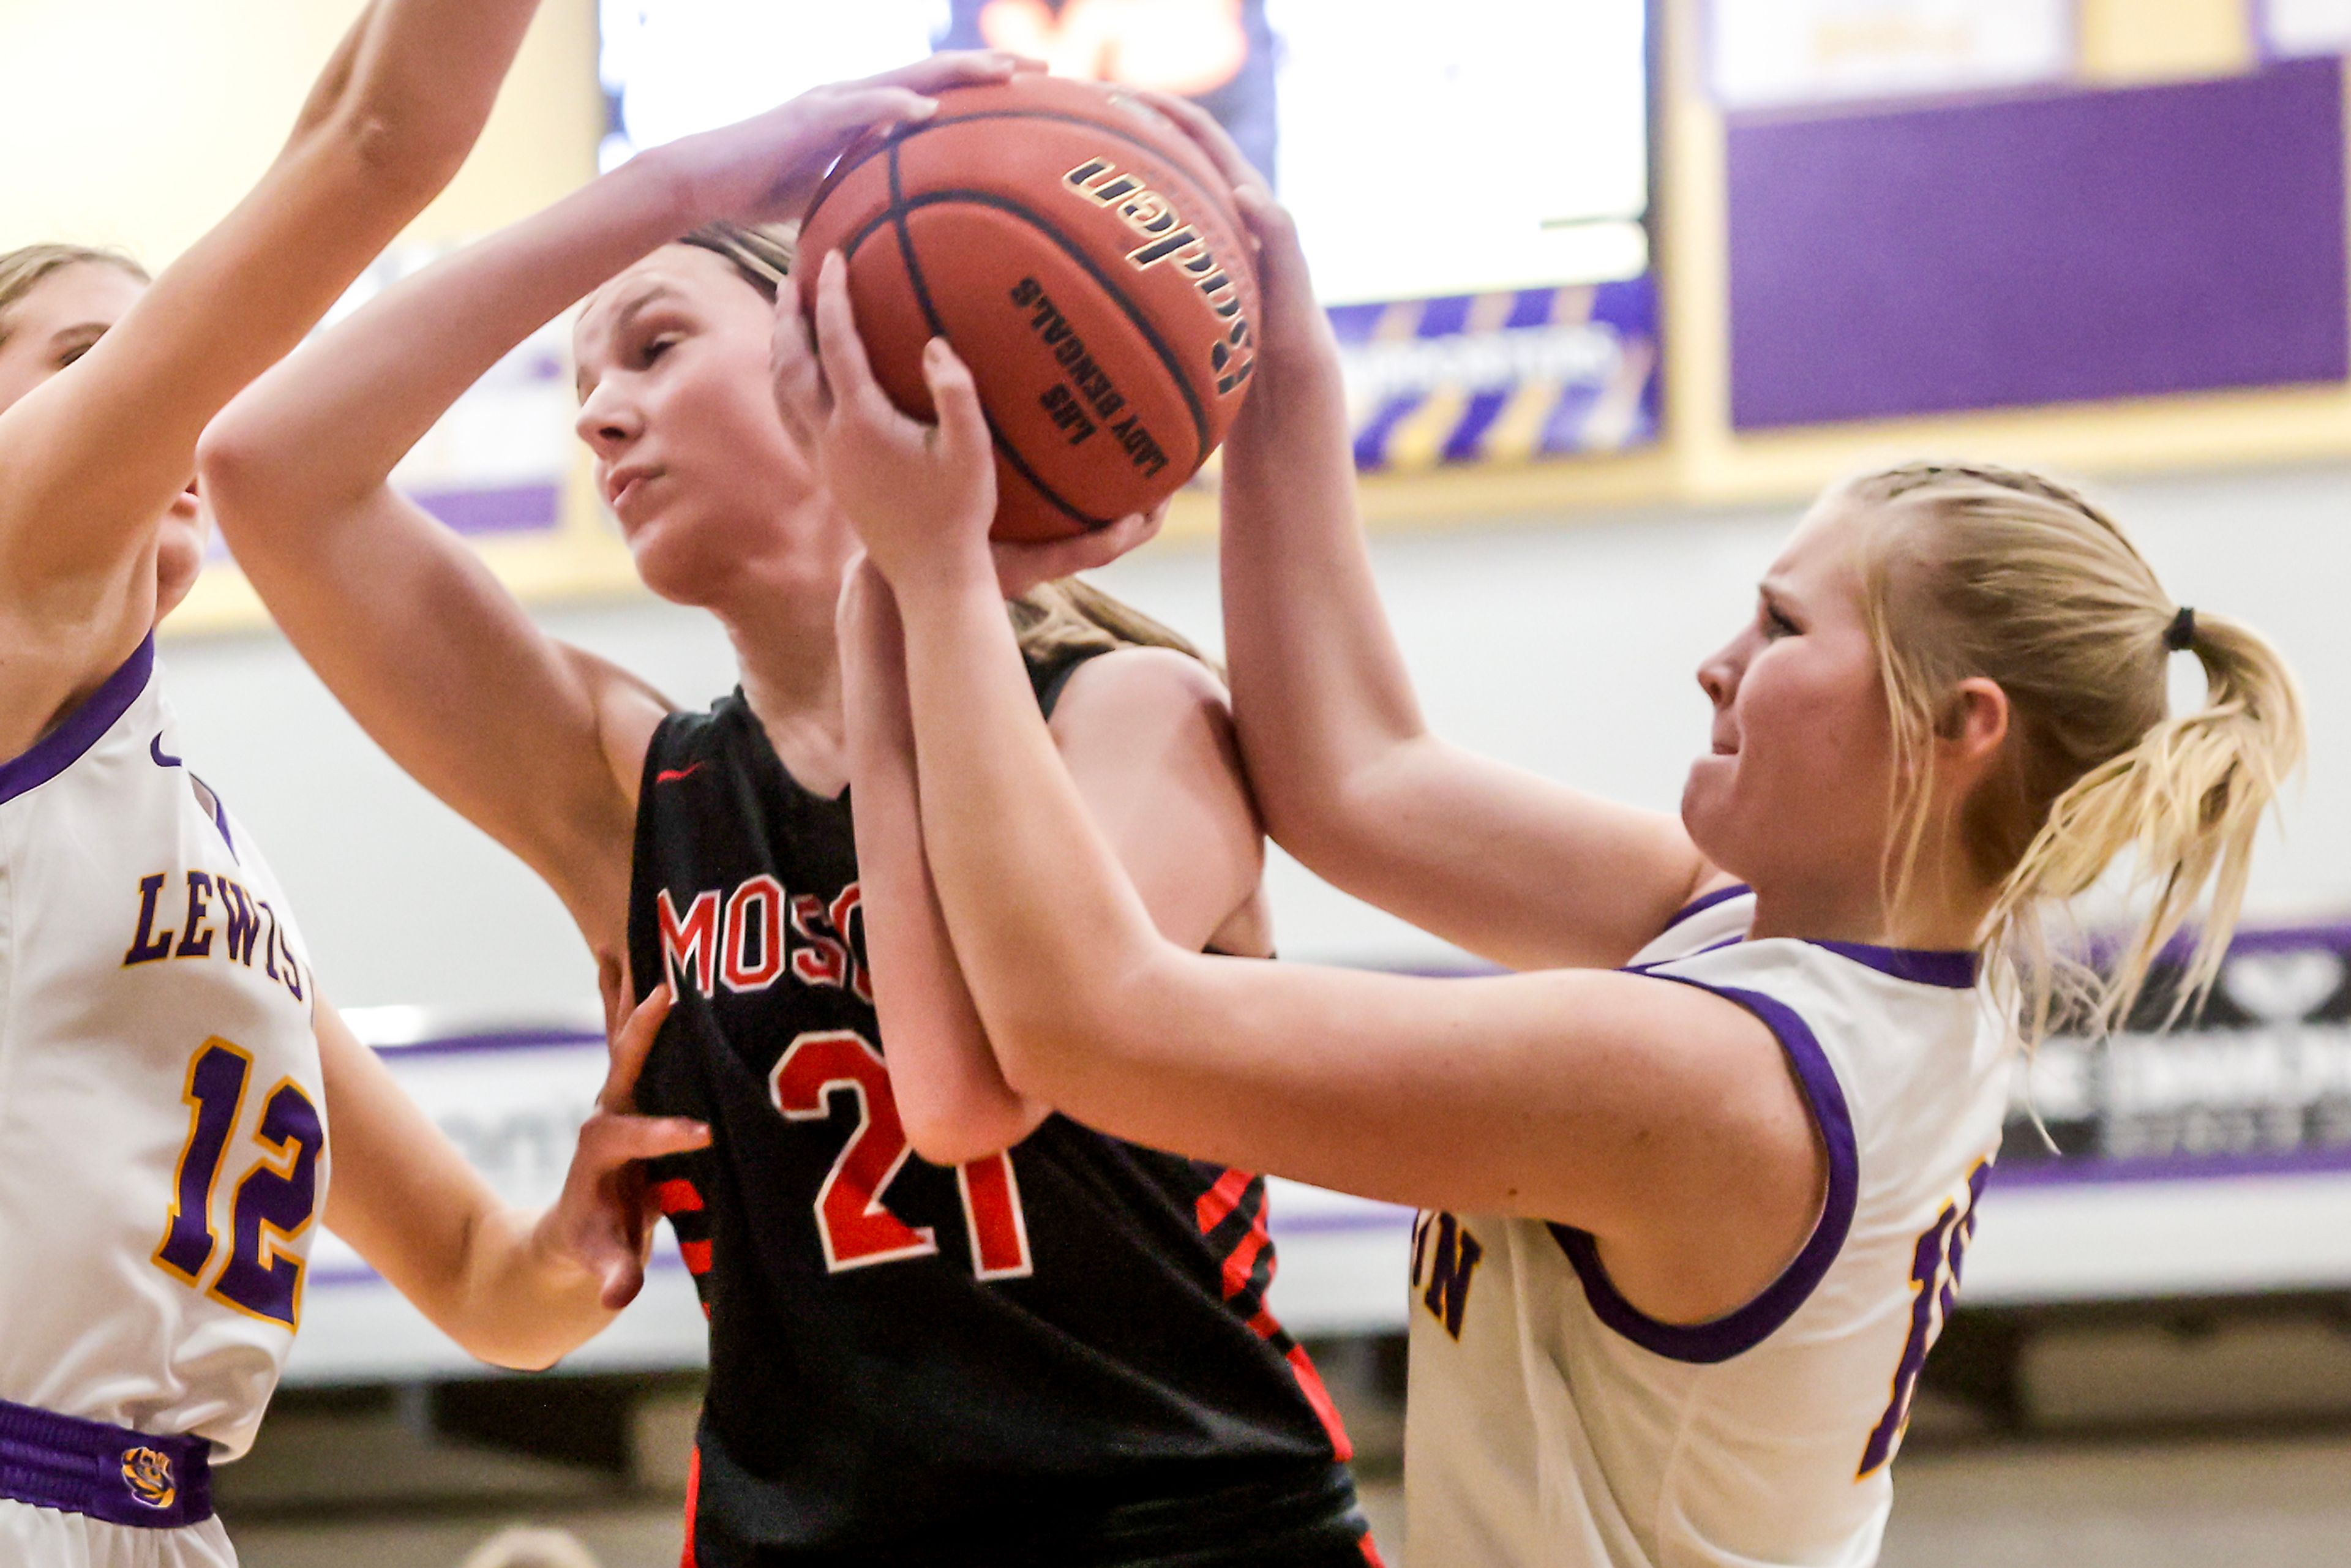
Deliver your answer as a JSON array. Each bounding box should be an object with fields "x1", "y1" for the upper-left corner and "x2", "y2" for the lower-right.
[{"x1": 2001, "y1": 923, "x2": 2351, "y2": 1187}]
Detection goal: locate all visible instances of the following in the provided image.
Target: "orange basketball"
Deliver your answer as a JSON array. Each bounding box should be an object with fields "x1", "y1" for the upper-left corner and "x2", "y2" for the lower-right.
[{"x1": 796, "y1": 75, "x2": 1260, "y2": 542}]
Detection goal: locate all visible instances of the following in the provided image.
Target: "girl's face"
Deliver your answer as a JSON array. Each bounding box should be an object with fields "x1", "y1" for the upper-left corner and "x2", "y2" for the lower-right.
[
  {"x1": 1684, "y1": 501, "x2": 1898, "y2": 912},
  {"x1": 0, "y1": 261, "x2": 209, "y2": 621},
  {"x1": 572, "y1": 246, "x2": 846, "y2": 610}
]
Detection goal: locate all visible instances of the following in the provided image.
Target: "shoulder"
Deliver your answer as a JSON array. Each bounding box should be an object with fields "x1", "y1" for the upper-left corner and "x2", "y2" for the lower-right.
[
  {"x1": 1047, "y1": 646, "x2": 1230, "y2": 736},
  {"x1": 558, "y1": 642, "x2": 675, "y2": 809}
]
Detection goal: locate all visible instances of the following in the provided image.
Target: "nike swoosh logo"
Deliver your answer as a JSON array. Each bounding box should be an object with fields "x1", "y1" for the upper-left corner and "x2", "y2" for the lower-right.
[
  {"x1": 656, "y1": 763, "x2": 703, "y2": 784},
  {"x1": 150, "y1": 733, "x2": 183, "y2": 768}
]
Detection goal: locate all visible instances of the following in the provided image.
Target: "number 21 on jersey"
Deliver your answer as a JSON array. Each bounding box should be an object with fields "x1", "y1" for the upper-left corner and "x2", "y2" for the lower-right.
[
  {"x1": 152, "y1": 1037, "x2": 324, "y2": 1330},
  {"x1": 770, "y1": 1029, "x2": 1033, "y2": 1280}
]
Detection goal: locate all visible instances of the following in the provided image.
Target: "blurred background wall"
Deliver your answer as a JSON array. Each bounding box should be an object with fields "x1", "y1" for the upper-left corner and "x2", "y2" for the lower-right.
[{"x1": 10, "y1": 1, "x2": 2351, "y2": 1563}]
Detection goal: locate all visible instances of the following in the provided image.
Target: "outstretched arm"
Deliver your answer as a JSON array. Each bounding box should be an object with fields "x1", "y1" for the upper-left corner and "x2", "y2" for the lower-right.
[
  {"x1": 321, "y1": 988, "x2": 707, "y2": 1371},
  {"x1": 204, "y1": 54, "x2": 1032, "y2": 933},
  {"x1": 0, "y1": 0, "x2": 547, "y2": 756},
  {"x1": 790, "y1": 281, "x2": 1824, "y2": 1326},
  {"x1": 1154, "y1": 98, "x2": 1719, "y2": 972}
]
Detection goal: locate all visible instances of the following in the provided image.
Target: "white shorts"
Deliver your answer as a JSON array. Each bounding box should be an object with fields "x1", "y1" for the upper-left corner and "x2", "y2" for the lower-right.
[{"x1": 0, "y1": 1500, "x2": 235, "y2": 1567}]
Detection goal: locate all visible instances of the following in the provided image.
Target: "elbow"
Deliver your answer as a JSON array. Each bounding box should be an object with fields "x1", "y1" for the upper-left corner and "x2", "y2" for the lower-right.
[
  {"x1": 983, "y1": 980, "x2": 1134, "y2": 1117},
  {"x1": 339, "y1": 104, "x2": 472, "y2": 198},
  {"x1": 193, "y1": 418, "x2": 285, "y2": 544},
  {"x1": 901, "y1": 1090, "x2": 1036, "y2": 1168},
  {"x1": 478, "y1": 1343, "x2": 566, "y2": 1375},
  {"x1": 290, "y1": 99, "x2": 473, "y2": 214},
  {"x1": 1252, "y1": 775, "x2": 1374, "y2": 884}
]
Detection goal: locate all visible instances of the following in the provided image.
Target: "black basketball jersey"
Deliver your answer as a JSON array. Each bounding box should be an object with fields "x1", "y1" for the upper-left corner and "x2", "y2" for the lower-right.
[{"x1": 625, "y1": 655, "x2": 1370, "y2": 1567}]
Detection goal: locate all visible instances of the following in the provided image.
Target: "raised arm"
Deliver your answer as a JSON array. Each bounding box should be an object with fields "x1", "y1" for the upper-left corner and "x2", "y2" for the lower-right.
[
  {"x1": 203, "y1": 56, "x2": 1030, "y2": 929},
  {"x1": 320, "y1": 987, "x2": 708, "y2": 1371},
  {"x1": 0, "y1": 0, "x2": 547, "y2": 756},
  {"x1": 1150, "y1": 99, "x2": 1717, "y2": 972},
  {"x1": 793, "y1": 288, "x2": 1824, "y2": 1328}
]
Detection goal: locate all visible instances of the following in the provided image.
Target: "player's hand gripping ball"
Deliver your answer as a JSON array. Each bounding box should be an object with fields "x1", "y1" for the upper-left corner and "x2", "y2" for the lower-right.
[{"x1": 795, "y1": 73, "x2": 1261, "y2": 541}]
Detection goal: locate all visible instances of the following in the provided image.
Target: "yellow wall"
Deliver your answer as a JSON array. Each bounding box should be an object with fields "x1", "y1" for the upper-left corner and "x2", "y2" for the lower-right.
[
  {"x1": 0, "y1": 0, "x2": 613, "y2": 634},
  {"x1": 2079, "y1": 0, "x2": 2254, "y2": 84},
  {"x1": 0, "y1": 0, "x2": 599, "y2": 266}
]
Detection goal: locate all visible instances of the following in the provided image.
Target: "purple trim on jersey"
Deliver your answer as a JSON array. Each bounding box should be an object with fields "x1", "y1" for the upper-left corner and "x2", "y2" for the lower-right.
[
  {"x1": 190, "y1": 773, "x2": 238, "y2": 862},
  {"x1": 1810, "y1": 941, "x2": 1978, "y2": 989},
  {"x1": 1666, "y1": 883, "x2": 1752, "y2": 931},
  {"x1": 0, "y1": 1395, "x2": 213, "y2": 1529},
  {"x1": 0, "y1": 636, "x2": 152, "y2": 807},
  {"x1": 1550, "y1": 975, "x2": 1859, "y2": 1364}
]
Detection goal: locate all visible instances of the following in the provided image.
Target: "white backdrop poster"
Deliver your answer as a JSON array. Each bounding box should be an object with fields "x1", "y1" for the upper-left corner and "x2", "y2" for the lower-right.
[
  {"x1": 1709, "y1": 0, "x2": 2073, "y2": 111},
  {"x1": 598, "y1": 0, "x2": 1651, "y2": 306},
  {"x1": 2265, "y1": 0, "x2": 2351, "y2": 56}
]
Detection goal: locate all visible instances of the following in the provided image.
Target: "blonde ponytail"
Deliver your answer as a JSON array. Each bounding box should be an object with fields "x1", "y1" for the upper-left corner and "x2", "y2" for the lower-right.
[
  {"x1": 1850, "y1": 463, "x2": 2305, "y2": 1046},
  {"x1": 1993, "y1": 609, "x2": 2303, "y2": 1038},
  {"x1": 1010, "y1": 576, "x2": 1214, "y2": 669}
]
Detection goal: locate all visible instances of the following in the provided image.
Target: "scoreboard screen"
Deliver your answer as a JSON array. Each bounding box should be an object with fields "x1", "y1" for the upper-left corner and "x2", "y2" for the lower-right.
[{"x1": 598, "y1": 0, "x2": 1652, "y2": 307}]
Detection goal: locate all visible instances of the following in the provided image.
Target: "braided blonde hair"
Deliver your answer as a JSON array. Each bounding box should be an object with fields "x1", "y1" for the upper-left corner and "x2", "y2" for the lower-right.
[{"x1": 1847, "y1": 462, "x2": 2303, "y2": 1044}]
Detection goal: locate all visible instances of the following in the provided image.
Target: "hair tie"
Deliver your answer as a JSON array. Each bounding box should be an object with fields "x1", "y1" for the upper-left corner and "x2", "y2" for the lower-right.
[{"x1": 2164, "y1": 606, "x2": 2196, "y2": 653}]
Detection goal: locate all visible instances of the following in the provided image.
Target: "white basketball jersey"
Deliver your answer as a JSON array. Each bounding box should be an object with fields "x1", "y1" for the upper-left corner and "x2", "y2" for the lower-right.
[
  {"x1": 0, "y1": 637, "x2": 323, "y2": 1462},
  {"x1": 1404, "y1": 888, "x2": 2013, "y2": 1567}
]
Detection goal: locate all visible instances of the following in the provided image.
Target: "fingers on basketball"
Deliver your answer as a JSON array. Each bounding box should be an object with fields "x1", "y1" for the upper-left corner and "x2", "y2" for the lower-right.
[
  {"x1": 870, "y1": 50, "x2": 1037, "y2": 96},
  {"x1": 812, "y1": 252, "x2": 891, "y2": 429},
  {"x1": 1133, "y1": 88, "x2": 1262, "y2": 197},
  {"x1": 919, "y1": 337, "x2": 991, "y2": 467}
]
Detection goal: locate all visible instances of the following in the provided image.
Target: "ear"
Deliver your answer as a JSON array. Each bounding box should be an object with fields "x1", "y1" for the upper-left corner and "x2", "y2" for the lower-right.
[{"x1": 1935, "y1": 677, "x2": 2010, "y2": 775}]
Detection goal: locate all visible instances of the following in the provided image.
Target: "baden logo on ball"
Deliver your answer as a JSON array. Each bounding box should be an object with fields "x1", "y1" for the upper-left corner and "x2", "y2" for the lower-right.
[{"x1": 798, "y1": 74, "x2": 1262, "y2": 542}]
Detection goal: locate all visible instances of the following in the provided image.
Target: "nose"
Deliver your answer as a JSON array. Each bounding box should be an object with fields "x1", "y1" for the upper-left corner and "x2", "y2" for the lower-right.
[
  {"x1": 1697, "y1": 636, "x2": 1742, "y2": 710},
  {"x1": 574, "y1": 379, "x2": 643, "y2": 458}
]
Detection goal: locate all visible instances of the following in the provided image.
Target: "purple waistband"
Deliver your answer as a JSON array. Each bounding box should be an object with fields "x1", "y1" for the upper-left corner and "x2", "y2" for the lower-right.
[{"x1": 0, "y1": 1398, "x2": 213, "y2": 1529}]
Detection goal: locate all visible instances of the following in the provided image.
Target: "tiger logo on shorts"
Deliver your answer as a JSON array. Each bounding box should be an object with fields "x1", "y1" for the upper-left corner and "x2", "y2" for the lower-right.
[{"x1": 120, "y1": 1447, "x2": 176, "y2": 1509}]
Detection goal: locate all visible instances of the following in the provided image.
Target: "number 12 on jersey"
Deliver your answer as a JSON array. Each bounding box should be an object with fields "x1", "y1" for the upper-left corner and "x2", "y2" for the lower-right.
[
  {"x1": 770, "y1": 1029, "x2": 1033, "y2": 1280},
  {"x1": 153, "y1": 1037, "x2": 324, "y2": 1329}
]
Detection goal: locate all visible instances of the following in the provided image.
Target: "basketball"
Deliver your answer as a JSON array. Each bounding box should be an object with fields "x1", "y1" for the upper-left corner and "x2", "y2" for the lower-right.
[{"x1": 795, "y1": 74, "x2": 1260, "y2": 542}]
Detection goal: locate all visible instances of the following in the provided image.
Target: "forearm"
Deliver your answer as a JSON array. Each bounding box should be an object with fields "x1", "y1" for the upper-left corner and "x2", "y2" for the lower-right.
[
  {"x1": 893, "y1": 569, "x2": 1168, "y2": 1100},
  {"x1": 320, "y1": 1009, "x2": 615, "y2": 1370},
  {"x1": 841, "y1": 569, "x2": 1047, "y2": 1162},
  {"x1": 1217, "y1": 330, "x2": 1433, "y2": 859},
  {"x1": 428, "y1": 1204, "x2": 617, "y2": 1371},
  {"x1": 323, "y1": 0, "x2": 545, "y2": 184}
]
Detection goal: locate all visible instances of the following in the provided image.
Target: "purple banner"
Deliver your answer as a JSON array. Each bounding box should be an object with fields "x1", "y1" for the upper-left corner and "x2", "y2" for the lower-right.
[
  {"x1": 1332, "y1": 276, "x2": 1661, "y2": 471},
  {"x1": 1727, "y1": 58, "x2": 2350, "y2": 429}
]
